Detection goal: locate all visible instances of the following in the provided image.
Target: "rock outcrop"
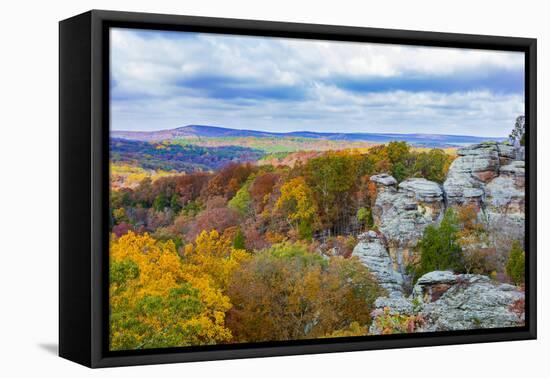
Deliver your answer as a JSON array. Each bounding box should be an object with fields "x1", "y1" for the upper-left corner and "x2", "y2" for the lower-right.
[
  {"x1": 370, "y1": 271, "x2": 525, "y2": 334},
  {"x1": 353, "y1": 142, "x2": 525, "y2": 334},
  {"x1": 443, "y1": 143, "x2": 500, "y2": 208},
  {"x1": 355, "y1": 142, "x2": 526, "y2": 334},
  {"x1": 352, "y1": 231, "x2": 404, "y2": 294},
  {"x1": 443, "y1": 142, "x2": 524, "y2": 207},
  {"x1": 370, "y1": 175, "x2": 444, "y2": 274},
  {"x1": 485, "y1": 160, "x2": 525, "y2": 241},
  {"x1": 370, "y1": 173, "x2": 397, "y2": 187},
  {"x1": 443, "y1": 141, "x2": 525, "y2": 242},
  {"x1": 362, "y1": 142, "x2": 525, "y2": 283}
]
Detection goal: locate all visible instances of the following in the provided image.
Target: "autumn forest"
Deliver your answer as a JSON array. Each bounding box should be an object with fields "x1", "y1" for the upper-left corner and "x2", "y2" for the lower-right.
[
  {"x1": 110, "y1": 121, "x2": 526, "y2": 351},
  {"x1": 108, "y1": 29, "x2": 527, "y2": 351}
]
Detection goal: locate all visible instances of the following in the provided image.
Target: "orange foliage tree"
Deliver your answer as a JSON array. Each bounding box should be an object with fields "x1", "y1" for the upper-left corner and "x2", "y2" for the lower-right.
[{"x1": 225, "y1": 242, "x2": 383, "y2": 342}]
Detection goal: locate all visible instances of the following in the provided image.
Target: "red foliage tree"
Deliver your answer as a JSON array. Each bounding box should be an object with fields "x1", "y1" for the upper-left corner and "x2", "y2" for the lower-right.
[
  {"x1": 186, "y1": 207, "x2": 240, "y2": 242},
  {"x1": 249, "y1": 172, "x2": 280, "y2": 213},
  {"x1": 202, "y1": 163, "x2": 255, "y2": 199},
  {"x1": 175, "y1": 173, "x2": 210, "y2": 205}
]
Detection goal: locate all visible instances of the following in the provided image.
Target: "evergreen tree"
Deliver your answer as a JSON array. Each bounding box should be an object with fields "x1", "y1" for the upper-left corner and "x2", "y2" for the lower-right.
[
  {"x1": 356, "y1": 207, "x2": 374, "y2": 229},
  {"x1": 153, "y1": 193, "x2": 169, "y2": 212},
  {"x1": 170, "y1": 194, "x2": 181, "y2": 213},
  {"x1": 506, "y1": 240, "x2": 525, "y2": 285},
  {"x1": 416, "y1": 208, "x2": 464, "y2": 278},
  {"x1": 233, "y1": 227, "x2": 246, "y2": 250}
]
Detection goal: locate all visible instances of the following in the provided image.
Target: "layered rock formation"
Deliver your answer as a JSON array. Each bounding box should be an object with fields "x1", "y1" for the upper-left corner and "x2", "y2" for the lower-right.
[
  {"x1": 443, "y1": 143, "x2": 500, "y2": 208},
  {"x1": 370, "y1": 174, "x2": 445, "y2": 275},
  {"x1": 443, "y1": 142, "x2": 525, "y2": 243},
  {"x1": 352, "y1": 231, "x2": 404, "y2": 293},
  {"x1": 369, "y1": 271, "x2": 525, "y2": 334},
  {"x1": 484, "y1": 159, "x2": 525, "y2": 241},
  {"x1": 443, "y1": 142, "x2": 524, "y2": 207}
]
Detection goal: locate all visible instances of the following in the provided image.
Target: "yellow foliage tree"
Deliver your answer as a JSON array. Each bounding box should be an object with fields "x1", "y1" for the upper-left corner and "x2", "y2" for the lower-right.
[
  {"x1": 182, "y1": 230, "x2": 249, "y2": 290},
  {"x1": 109, "y1": 232, "x2": 233, "y2": 350},
  {"x1": 275, "y1": 176, "x2": 317, "y2": 239},
  {"x1": 322, "y1": 322, "x2": 369, "y2": 338}
]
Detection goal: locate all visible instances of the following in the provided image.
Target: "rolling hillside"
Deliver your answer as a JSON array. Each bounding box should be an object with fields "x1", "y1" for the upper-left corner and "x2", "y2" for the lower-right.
[{"x1": 112, "y1": 124, "x2": 505, "y2": 147}]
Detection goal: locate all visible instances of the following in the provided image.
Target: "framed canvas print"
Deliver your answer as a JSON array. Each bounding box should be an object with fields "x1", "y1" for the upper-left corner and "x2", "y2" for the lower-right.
[{"x1": 59, "y1": 10, "x2": 537, "y2": 368}]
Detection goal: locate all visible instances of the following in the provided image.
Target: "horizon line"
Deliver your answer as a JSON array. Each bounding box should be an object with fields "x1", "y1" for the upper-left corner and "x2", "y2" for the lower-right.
[{"x1": 111, "y1": 124, "x2": 508, "y2": 139}]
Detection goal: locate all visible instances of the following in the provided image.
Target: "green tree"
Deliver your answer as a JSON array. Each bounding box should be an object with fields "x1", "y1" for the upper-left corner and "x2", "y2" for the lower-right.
[
  {"x1": 356, "y1": 207, "x2": 374, "y2": 229},
  {"x1": 506, "y1": 240, "x2": 525, "y2": 285},
  {"x1": 181, "y1": 200, "x2": 203, "y2": 217},
  {"x1": 413, "y1": 149, "x2": 452, "y2": 183},
  {"x1": 416, "y1": 208, "x2": 464, "y2": 278},
  {"x1": 387, "y1": 141, "x2": 412, "y2": 181},
  {"x1": 153, "y1": 193, "x2": 169, "y2": 212},
  {"x1": 112, "y1": 207, "x2": 128, "y2": 224},
  {"x1": 387, "y1": 141, "x2": 410, "y2": 165},
  {"x1": 228, "y1": 181, "x2": 252, "y2": 216},
  {"x1": 233, "y1": 227, "x2": 246, "y2": 250},
  {"x1": 170, "y1": 194, "x2": 181, "y2": 213},
  {"x1": 391, "y1": 161, "x2": 408, "y2": 182},
  {"x1": 303, "y1": 154, "x2": 359, "y2": 233}
]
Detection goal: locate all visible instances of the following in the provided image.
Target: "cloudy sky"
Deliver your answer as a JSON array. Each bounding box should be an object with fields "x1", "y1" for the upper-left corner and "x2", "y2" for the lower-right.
[{"x1": 110, "y1": 28, "x2": 525, "y2": 137}]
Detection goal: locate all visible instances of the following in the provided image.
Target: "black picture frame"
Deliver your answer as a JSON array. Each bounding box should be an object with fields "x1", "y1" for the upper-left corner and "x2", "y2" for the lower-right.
[{"x1": 59, "y1": 9, "x2": 537, "y2": 368}]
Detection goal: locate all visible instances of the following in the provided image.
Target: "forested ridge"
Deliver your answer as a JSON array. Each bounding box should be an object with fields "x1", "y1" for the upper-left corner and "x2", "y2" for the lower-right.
[{"x1": 110, "y1": 138, "x2": 265, "y2": 173}]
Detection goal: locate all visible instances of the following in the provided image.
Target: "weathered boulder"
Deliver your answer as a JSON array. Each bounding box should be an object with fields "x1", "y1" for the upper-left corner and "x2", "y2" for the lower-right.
[
  {"x1": 369, "y1": 271, "x2": 525, "y2": 334},
  {"x1": 414, "y1": 272, "x2": 525, "y2": 331},
  {"x1": 370, "y1": 173, "x2": 397, "y2": 187},
  {"x1": 352, "y1": 231, "x2": 404, "y2": 294},
  {"x1": 399, "y1": 178, "x2": 444, "y2": 204},
  {"x1": 497, "y1": 143, "x2": 518, "y2": 164},
  {"x1": 371, "y1": 176, "x2": 444, "y2": 273},
  {"x1": 485, "y1": 161, "x2": 525, "y2": 213}
]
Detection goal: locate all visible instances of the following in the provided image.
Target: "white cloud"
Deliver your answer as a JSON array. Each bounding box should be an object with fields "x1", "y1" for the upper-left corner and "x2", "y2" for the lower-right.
[
  {"x1": 112, "y1": 88, "x2": 523, "y2": 137},
  {"x1": 111, "y1": 28, "x2": 523, "y2": 83},
  {"x1": 110, "y1": 28, "x2": 525, "y2": 137}
]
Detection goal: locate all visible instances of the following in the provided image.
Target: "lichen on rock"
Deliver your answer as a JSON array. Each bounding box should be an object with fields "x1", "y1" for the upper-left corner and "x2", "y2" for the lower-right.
[{"x1": 369, "y1": 271, "x2": 525, "y2": 334}]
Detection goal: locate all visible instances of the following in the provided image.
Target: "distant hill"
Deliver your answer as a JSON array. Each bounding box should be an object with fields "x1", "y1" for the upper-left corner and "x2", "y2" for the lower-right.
[
  {"x1": 110, "y1": 138, "x2": 264, "y2": 172},
  {"x1": 112, "y1": 125, "x2": 505, "y2": 147}
]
